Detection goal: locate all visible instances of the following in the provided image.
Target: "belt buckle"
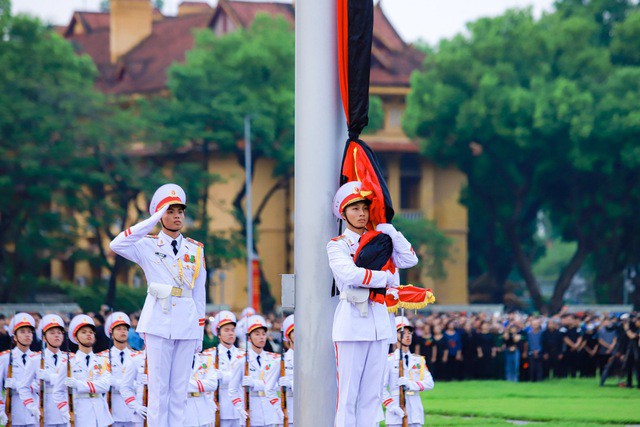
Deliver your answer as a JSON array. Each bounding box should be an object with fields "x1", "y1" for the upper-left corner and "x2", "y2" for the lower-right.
[
  {"x1": 258, "y1": 391, "x2": 265, "y2": 397},
  {"x1": 405, "y1": 391, "x2": 415, "y2": 396},
  {"x1": 171, "y1": 287, "x2": 182, "y2": 297},
  {"x1": 89, "y1": 393, "x2": 97, "y2": 398},
  {"x1": 190, "y1": 392, "x2": 200, "y2": 397}
]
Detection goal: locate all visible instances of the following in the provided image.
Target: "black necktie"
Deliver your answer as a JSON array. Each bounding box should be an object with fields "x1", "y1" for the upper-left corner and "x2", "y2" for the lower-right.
[
  {"x1": 192, "y1": 355, "x2": 195, "y2": 369},
  {"x1": 171, "y1": 240, "x2": 178, "y2": 255},
  {"x1": 404, "y1": 354, "x2": 409, "y2": 367},
  {"x1": 22, "y1": 354, "x2": 26, "y2": 365},
  {"x1": 257, "y1": 355, "x2": 261, "y2": 367},
  {"x1": 86, "y1": 355, "x2": 90, "y2": 367},
  {"x1": 53, "y1": 354, "x2": 58, "y2": 366},
  {"x1": 227, "y1": 350, "x2": 232, "y2": 361},
  {"x1": 120, "y1": 351, "x2": 124, "y2": 365}
]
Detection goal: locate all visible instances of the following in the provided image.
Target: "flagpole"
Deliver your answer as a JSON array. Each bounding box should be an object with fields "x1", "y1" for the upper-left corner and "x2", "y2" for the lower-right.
[{"x1": 294, "y1": 0, "x2": 344, "y2": 424}]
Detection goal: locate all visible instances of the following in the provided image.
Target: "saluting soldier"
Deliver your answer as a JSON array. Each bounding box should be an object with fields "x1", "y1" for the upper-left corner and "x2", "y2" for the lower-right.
[
  {"x1": 382, "y1": 316, "x2": 434, "y2": 427},
  {"x1": 184, "y1": 351, "x2": 218, "y2": 427},
  {"x1": 18, "y1": 314, "x2": 70, "y2": 427},
  {"x1": 328, "y1": 181, "x2": 418, "y2": 427},
  {"x1": 279, "y1": 314, "x2": 294, "y2": 426},
  {"x1": 52, "y1": 314, "x2": 114, "y2": 427},
  {"x1": 229, "y1": 315, "x2": 283, "y2": 426},
  {"x1": 202, "y1": 310, "x2": 244, "y2": 427},
  {"x1": 109, "y1": 183, "x2": 207, "y2": 427},
  {"x1": 99, "y1": 312, "x2": 142, "y2": 427},
  {"x1": 0, "y1": 313, "x2": 40, "y2": 426}
]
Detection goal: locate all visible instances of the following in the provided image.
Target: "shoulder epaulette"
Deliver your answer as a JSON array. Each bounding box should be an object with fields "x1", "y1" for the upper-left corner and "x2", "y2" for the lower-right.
[
  {"x1": 202, "y1": 348, "x2": 215, "y2": 355},
  {"x1": 0, "y1": 350, "x2": 10, "y2": 356},
  {"x1": 145, "y1": 234, "x2": 159, "y2": 239},
  {"x1": 186, "y1": 237, "x2": 204, "y2": 248},
  {"x1": 131, "y1": 351, "x2": 144, "y2": 358},
  {"x1": 97, "y1": 350, "x2": 109, "y2": 356},
  {"x1": 331, "y1": 235, "x2": 346, "y2": 242},
  {"x1": 29, "y1": 352, "x2": 41, "y2": 358}
]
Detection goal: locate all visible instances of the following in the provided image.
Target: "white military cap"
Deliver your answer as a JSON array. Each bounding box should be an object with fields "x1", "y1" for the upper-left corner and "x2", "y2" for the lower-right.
[
  {"x1": 37, "y1": 314, "x2": 65, "y2": 340},
  {"x1": 149, "y1": 183, "x2": 187, "y2": 215},
  {"x1": 332, "y1": 181, "x2": 372, "y2": 220},
  {"x1": 69, "y1": 314, "x2": 96, "y2": 345},
  {"x1": 395, "y1": 316, "x2": 413, "y2": 331},
  {"x1": 282, "y1": 314, "x2": 294, "y2": 342},
  {"x1": 246, "y1": 315, "x2": 268, "y2": 334},
  {"x1": 241, "y1": 307, "x2": 256, "y2": 318},
  {"x1": 9, "y1": 312, "x2": 36, "y2": 336},
  {"x1": 214, "y1": 310, "x2": 237, "y2": 332},
  {"x1": 104, "y1": 312, "x2": 131, "y2": 337}
]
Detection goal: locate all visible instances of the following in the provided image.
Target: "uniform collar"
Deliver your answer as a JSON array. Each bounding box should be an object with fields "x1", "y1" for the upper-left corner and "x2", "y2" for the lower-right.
[
  {"x1": 158, "y1": 230, "x2": 183, "y2": 258},
  {"x1": 13, "y1": 347, "x2": 30, "y2": 358},
  {"x1": 394, "y1": 348, "x2": 412, "y2": 357}
]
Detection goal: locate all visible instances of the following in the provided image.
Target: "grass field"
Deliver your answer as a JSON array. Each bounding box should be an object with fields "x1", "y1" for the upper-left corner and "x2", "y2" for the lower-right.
[{"x1": 415, "y1": 379, "x2": 640, "y2": 426}]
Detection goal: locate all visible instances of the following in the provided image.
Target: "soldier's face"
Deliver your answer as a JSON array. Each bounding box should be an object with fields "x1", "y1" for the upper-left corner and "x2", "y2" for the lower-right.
[
  {"x1": 163, "y1": 205, "x2": 185, "y2": 231},
  {"x1": 76, "y1": 326, "x2": 96, "y2": 347},
  {"x1": 342, "y1": 202, "x2": 369, "y2": 228},
  {"x1": 397, "y1": 329, "x2": 412, "y2": 346},
  {"x1": 112, "y1": 325, "x2": 129, "y2": 343},
  {"x1": 15, "y1": 327, "x2": 33, "y2": 347},
  {"x1": 44, "y1": 328, "x2": 64, "y2": 348},
  {"x1": 219, "y1": 324, "x2": 236, "y2": 345},
  {"x1": 288, "y1": 330, "x2": 295, "y2": 345},
  {"x1": 249, "y1": 328, "x2": 267, "y2": 349}
]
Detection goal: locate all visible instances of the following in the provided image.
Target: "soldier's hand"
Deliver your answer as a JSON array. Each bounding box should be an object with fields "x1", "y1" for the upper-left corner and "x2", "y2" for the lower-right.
[
  {"x1": 275, "y1": 406, "x2": 285, "y2": 421},
  {"x1": 64, "y1": 377, "x2": 79, "y2": 389},
  {"x1": 130, "y1": 401, "x2": 148, "y2": 419},
  {"x1": 387, "y1": 405, "x2": 405, "y2": 417},
  {"x1": 60, "y1": 408, "x2": 71, "y2": 423},
  {"x1": 386, "y1": 287, "x2": 399, "y2": 301},
  {"x1": 278, "y1": 376, "x2": 293, "y2": 389},
  {"x1": 386, "y1": 270, "x2": 396, "y2": 286},
  {"x1": 26, "y1": 402, "x2": 41, "y2": 421},
  {"x1": 0, "y1": 410, "x2": 8, "y2": 425},
  {"x1": 234, "y1": 405, "x2": 249, "y2": 420},
  {"x1": 138, "y1": 373, "x2": 148, "y2": 385},
  {"x1": 376, "y1": 223, "x2": 398, "y2": 237},
  {"x1": 242, "y1": 375, "x2": 254, "y2": 388},
  {"x1": 4, "y1": 377, "x2": 15, "y2": 389},
  {"x1": 37, "y1": 368, "x2": 51, "y2": 383}
]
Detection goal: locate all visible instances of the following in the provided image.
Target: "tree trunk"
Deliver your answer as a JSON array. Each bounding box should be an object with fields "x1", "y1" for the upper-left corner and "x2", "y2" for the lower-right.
[{"x1": 549, "y1": 241, "x2": 591, "y2": 314}]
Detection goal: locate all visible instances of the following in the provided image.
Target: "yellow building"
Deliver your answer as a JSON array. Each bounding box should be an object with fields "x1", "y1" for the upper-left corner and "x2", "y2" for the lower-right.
[{"x1": 54, "y1": 0, "x2": 468, "y2": 310}]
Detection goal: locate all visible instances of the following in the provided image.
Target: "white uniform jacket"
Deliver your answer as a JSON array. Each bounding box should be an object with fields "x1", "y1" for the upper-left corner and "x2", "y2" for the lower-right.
[
  {"x1": 119, "y1": 350, "x2": 146, "y2": 423},
  {"x1": 18, "y1": 348, "x2": 70, "y2": 426},
  {"x1": 281, "y1": 348, "x2": 294, "y2": 424},
  {"x1": 109, "y1": 209, "x2": 206, "y2": 341},
  {"x1": 52, "y1": 352, "x2": 114, "y2": 427},
  {"x1": 383, "y1": 350, "x2": 434, "y2": 426},
  {"x1": 184, "y1": 353, "x2": 218, "y2": 426},
  {"x1": 203, "y1": 345, "x2": 242, "y2": 420},
  {"x1": 0, "y1": 348, "x2": 39, "y2": 426},
  {"x1": 328, "y1": 227, "x2": 418, "y2": 342},
  {"x1": 98, "y1": 347, "x2": 140, "y2": 423},
  {"x1": 229, "y1": 348, "x2": 281, "y2": 426}
]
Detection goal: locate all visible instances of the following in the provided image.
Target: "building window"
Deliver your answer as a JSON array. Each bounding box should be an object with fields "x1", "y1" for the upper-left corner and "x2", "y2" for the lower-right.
[
  {"x1": 386, "y1": 105, "x2": 403, "y2": 130},
  {"x1": 400, "y1": 154, "x2": 421, "y2": 210}
]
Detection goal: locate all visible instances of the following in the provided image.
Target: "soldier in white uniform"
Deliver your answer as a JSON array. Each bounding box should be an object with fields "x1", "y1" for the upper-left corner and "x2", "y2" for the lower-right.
[
  {"x1": 0, "y1": 313, "x2": 40, "y2": 426},
  {"x1": 18, "y1": 314, "x2": 69, "y2": 427},
  {"x1": 202, "y1": 310, "x2": 243, "y2": 427},
  {"x1": 52, "y1": 314, "x2": 114, "y2": 427},
  {"x1": 279, "y1": 314, "x2": 294, "y2": 426},
  {"x1": 229, "y1": 315, "x2": 283, "y2": 426},
  {"x1": 184, "y1": 352, "x2": 218, "y2": 426},
  {"x1": 109, "y1": 183, "x2": 207, "y2": 427},
  {"x1": 100, "y1": 312, "x2": 143, "y2": 427},
  {"x1": 328, "y1": 181, "x2": 418, "y2": 427},
  {"x1": 119, "y1": 350, "x2": 148, "y2": 421},
  {"x1": 235, "y1": 307, "x2": 256, "y2": 350},
  {"x1": 382, "y1": 316, "x2": 434, "y2": 427}
]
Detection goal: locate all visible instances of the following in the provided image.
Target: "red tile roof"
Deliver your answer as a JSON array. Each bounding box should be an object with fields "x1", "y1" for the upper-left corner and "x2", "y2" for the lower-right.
[{"x1": 64, "y1": 0, "x2": 422, "y2": 94}]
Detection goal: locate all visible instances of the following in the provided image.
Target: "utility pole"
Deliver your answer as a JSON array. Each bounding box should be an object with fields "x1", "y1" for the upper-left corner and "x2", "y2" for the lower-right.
[{"x1": 245, "y1": 115, "x2": 254, "y2": 309}]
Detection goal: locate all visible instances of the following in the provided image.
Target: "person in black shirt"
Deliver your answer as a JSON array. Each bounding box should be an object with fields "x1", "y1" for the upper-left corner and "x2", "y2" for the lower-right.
[
  {"x1": 580, "y1": 324, "x2": 599, "y2": 378},
  {"x1": 476, "y1": 321, "x2": 496, "y2": 379},
  {"x1": 461, "y1": 320, "x2": 477, "y2": 380},
  {"x1": 561, "y1": 315, "x2": 583, "y2": 378},
  {"x1": 431, "y1": 324, "x2": 449, "y2": 381},
  {"x1": 621, "y1": 314, "x2": 640, "y2": 388},
  {"x1": 418, "y1": 323, "x2": 434, "y2": 363}
]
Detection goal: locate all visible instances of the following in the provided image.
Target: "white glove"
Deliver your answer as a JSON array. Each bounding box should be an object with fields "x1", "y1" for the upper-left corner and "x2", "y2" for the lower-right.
[
  {"x1": 217, "y1": 369, "x2": 232, "y2": 385},
  {"x1": 234, "y1": 404, "x2": 248, "y2": 420},
  {"x1": 387, "y1": 405, "x2": 405, "y2": 417},
  {"x1": 37, "y1": 368, "x2": 51, "y2": 383},
  {"x1": 26, "y1": 402, "x2": 41, "y2": 421},
  {"x1": 138, "y1": 373, "x2": 148, "y2": 385},
  {"x1": 0, "y1": 411, "x2": 8, "y2": 425},
  {"x1": 387, "y1": 287, "x2": 399, "y2": 300},
  {"x1": 4, "y1": 377, "x2": 15, "y2": 389},
  {"x1": 397, "y1": 377, "x2": 420, "y2": 391},
  {"x1": 59, "y1": 407, "x2": 71, "y2": 423},
  {"x1": 386, "y1": 270, "x2": 396, "y2": 286},
  {"x1": 275, "y1": 406, "x2": 285, "y2": 421},
  {"x1": 376, "y1": 223, "x2": 398, "y2": 237},
  {"x1": 187, "y1": 379, "x2": 200, "y2": 393},
  {"x1": 241, "y1": 375, "x2": 254, "y2": 388},
  {"x1": 64, "y1": 377, "x2": 79, "y2": 390},
  {"x1": 195, "y1": 342, "x2": 203, "y2": 353},
  {"x1": 130, "y1": 401, "x2": 148, "y2": 419},
  {"x1": 278, "y1": 376, "x2": 293, "y2": 389}
]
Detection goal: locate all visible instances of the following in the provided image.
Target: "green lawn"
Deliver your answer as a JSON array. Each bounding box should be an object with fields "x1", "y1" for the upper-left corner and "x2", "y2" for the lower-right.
[{"x1": 417, "y1": 379, "x2": 640, "y2": 426}]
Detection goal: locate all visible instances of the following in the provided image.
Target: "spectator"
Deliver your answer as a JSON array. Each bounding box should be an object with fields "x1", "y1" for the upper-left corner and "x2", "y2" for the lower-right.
[
  {"x1": 202, "y1": 318, "x2": 218, "y2": 351},
  {"x1": 431, "y1": 324, "x2": 448, "y2": 381},
  {"x1": 91, "y1": 312, "x2": 110, "y2": 353},
  {"x1": 580, "y1": 323, "x2": 599, "y2": 378},
  {"x1": 526, "y1": 318, "x2": 543, "y2": 382},
  {"x1": 128, "y1": 312, "x2": 145, "y2": 350},
  {"x1": 503, "y1": 323, "x2": 522, "y2": 382},
  {"x1": 418, "y1": 323, "x2": 434, "y2": 363},
  {"x1": 542, "y1": 318, "x2": 563, "y2": 379},
  {"x1": 597, "y1": 316, "x2": 618, "y2": 377},
  {"x1": 561, "y1": 314, "x2": 583, "y2": 378},
  {"x1": 476, "y1": 321, "x2": 497, "y2": 379},
  {"x1": 0, "y1": 314, "x2": 11, "y2": 351},
  {"x1": 444, "y1": 321, "x2": 463, "y2": 380}
]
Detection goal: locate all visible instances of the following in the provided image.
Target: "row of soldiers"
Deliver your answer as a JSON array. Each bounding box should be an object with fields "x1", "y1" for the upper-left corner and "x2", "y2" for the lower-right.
[{"x1": 1, "y1": 308, "x2": 434, "y2": 427}]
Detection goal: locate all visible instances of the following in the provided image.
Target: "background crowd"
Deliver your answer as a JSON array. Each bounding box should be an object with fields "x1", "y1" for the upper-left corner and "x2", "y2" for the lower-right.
[{"x1": 2, "y1": 306, "x2": 639, "y2": 389}]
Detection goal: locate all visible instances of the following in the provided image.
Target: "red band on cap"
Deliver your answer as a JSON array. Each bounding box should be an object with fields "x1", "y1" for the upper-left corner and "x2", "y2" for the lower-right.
[
  {"x1": 156, "y1": 196, "x2": 184, "y2": 212},
  {"x1": 340, "y1": 193, "x2": 366, "y2": 213}
]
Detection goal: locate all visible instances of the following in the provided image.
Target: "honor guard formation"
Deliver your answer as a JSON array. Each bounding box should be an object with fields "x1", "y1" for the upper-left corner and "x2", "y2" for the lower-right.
[{"x1": 1, "y1": 182, "x2": 440, "y2": 427}]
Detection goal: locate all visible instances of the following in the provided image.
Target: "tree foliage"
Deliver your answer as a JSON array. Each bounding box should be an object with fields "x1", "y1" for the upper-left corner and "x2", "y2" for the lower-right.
[{"x1": 405, "y1": 1, "x2": 640, "y2": 313}]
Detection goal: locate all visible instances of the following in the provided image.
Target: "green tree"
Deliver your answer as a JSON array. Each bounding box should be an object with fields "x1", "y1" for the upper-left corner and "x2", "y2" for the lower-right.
[{"x1": 405, "y1": 4, "x2": 640, "y2": 313}]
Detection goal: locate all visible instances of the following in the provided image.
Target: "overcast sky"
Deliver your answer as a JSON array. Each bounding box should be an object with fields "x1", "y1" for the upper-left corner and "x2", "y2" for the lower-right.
[{"x1": 13, "y1": 0, "x2": 556, "y2": 44}]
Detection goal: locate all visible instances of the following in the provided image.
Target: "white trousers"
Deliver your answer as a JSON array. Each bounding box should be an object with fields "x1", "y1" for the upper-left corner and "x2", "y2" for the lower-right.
[
  {"x1": 220, "y1": 420, "x2": 241, "y2": 427},
  {"x1": 112, "y1": 423, "x2": 143, "y2": 427},
  {"x1": 145, "y1": 333, "x2": 197, "y2": 427},
  {"x1": 334, "y1": 340, "x2": 387, "y2": 427}
]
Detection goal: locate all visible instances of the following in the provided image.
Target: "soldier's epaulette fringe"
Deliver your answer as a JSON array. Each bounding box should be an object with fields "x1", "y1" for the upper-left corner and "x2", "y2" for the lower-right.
[
  {"x1": 331, "y1": 235, "x2": 346, "y2": 242},
  {"x1": 145, "y1": 234, "x2": 159, "y2": 239},
  {"x1": 187, "y1": 237, "x2": 204, "y2": 248}
]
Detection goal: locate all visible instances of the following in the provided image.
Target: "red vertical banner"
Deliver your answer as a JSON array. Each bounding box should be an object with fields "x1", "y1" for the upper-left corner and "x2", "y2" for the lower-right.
[{"x1": 252, "y1": 258, "x2": 261, "y2": 311}]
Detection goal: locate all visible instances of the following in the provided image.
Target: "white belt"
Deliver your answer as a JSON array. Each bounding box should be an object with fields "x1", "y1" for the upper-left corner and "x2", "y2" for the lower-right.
[
  {"x1": 74, "y1": 393, "x2": 102, "y2": 399},
  {"x1": 250, "y1": 391, "x2": 266, "y2": 397}
]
